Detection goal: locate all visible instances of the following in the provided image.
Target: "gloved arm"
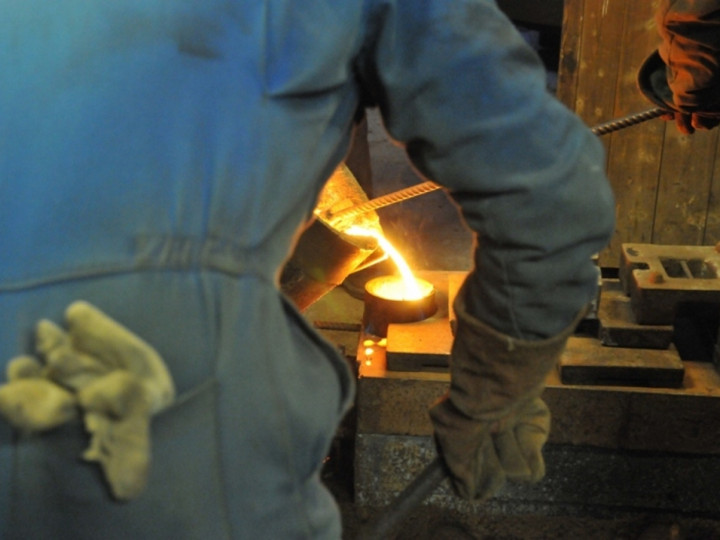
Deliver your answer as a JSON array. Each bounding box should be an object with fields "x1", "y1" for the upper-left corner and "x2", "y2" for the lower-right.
[
  {"x1": 655, "y1": 0, "x2": 720, "y2": 134},
  {"x1": 358, "y1": 0, "x2": 614, "y2": 499},
  {"x1": 429, "y1": 285, "x2": 583, "y2": 500},
  {"x1": 0, "y1": 301, "x2": 175, "y2": 500}
]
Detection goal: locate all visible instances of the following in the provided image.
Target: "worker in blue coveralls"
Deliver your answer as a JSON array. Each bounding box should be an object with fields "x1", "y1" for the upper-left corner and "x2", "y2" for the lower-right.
[{"x1": 0, "y1": 1, "x2": 622, "y2": 538}]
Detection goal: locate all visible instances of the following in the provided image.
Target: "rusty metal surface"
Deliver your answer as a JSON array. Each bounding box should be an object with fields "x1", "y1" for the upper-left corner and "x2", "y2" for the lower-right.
[
  {"x1": 383, "y1": 272, "x2": 452, "y2": 371},
  {"x1": 598, "y1": 279, "x2": 674, "y2": 349},
  {"x1": 559, "y1": 336, "x2": 684, "y2": 388},
  {"x1": 619, "y1": 243, "x2": 720, "y2": 325},
  {"x1": 385, "y1": 318, "x2": 453, "y2": 371}
]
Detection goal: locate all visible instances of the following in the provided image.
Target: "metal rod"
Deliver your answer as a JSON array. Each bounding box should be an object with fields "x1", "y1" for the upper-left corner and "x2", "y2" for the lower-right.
[
  {"x1": 326, "y1": 180, "x2": 441, "y2": 223},
  {"x1": 355, "y1": 457, "x2": 448, "y2": 540},
  {"x1": 590, "y1": 106, "x2": 665, "y2": 136}
]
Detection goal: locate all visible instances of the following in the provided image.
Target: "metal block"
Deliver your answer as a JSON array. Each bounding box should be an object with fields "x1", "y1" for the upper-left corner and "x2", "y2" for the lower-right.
[
  {"x1": 385, "y1": 318, "x2": 452, "y2": 371},
  {"x1": 559, "y1": 336, "x2": 684, "y2": 388},
  {"x1": 598, "y1": 279, "x2": 673, "y2": 349},
  {"x1": 619, "y1": 243, "x2": 720, "y2": 325}
]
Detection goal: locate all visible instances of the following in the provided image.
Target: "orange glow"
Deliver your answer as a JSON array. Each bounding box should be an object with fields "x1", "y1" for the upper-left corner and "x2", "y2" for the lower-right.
[
  {"x1": 346, "y1": 226, "x2": 426, "y2": 300},
  {"x1": 363, "y1": 345, "x2": 374, "y2": 367}
]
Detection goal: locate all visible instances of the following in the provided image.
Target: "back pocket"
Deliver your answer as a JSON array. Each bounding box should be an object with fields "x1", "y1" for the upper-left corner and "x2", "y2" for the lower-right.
[{"x1": 7, "y1": 379, "x2": 229, "y2": 540}]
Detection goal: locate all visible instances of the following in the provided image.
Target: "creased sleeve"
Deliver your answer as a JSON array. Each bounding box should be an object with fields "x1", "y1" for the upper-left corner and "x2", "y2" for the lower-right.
[{"x1": 357, "y1": 0, "x2": 615, "y2": 339}]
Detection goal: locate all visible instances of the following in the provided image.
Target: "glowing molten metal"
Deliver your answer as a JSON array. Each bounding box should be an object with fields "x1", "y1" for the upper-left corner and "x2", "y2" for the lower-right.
[
  {"x1": 346, "y1": 226, "x2": 430, "y2": 300},
  {"x1": 347, "y1": 226, "x2": 437, "y2": 336}
]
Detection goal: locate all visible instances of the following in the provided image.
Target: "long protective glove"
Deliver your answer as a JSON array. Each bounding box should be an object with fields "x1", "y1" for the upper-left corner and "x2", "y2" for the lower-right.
[
  {"x1": 655, "y1": 0, "x2": 720, "y2": 134},
  {"x1": 0, "y1": 301, "x2": 175, "y2": 500},
  {"x1": 429, "y1": 284, "x2": 581, "y2": 501}
]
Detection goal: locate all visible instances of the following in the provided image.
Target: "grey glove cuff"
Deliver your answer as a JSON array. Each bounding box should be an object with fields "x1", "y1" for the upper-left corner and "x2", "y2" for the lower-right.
[{"x1": 449, "y1": 281, "x2": 585, "y2": 420}]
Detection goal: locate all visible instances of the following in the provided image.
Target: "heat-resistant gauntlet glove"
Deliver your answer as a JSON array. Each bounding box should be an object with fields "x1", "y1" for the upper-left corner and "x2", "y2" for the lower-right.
[
  {"x1": 429, "y1": 284, "x2": 581, "y2": 501},
  {"x1": 654, "y1": 0, "x2": 720, "y2": 134},
  {"x1": 0, "y1": 301, "x2": 175, "y2": 500}
]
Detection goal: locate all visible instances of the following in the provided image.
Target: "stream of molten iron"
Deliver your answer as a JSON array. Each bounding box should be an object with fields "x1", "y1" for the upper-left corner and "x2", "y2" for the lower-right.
[{"x1": 345, "y1": 225, "x2": 424, "y2": 300}]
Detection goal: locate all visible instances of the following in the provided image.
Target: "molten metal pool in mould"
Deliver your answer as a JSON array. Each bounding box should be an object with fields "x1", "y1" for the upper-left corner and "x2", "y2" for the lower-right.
[{"x1": 363, "y1": 275, "x2": 437, "y2": 337}]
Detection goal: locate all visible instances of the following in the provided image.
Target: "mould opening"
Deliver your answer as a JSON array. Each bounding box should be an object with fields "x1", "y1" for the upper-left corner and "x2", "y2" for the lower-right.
[{"x1": 660, "y1": 258, "x2": 717, "y2": 279}]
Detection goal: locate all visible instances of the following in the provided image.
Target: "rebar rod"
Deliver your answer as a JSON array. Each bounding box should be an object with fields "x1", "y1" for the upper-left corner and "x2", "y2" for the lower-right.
[
  {"x1": 590, "y1": 107, "x2": 665, "y2": 136},
  {"x1": 326, "y1": 180, "x2": 441, "y2": 222}
]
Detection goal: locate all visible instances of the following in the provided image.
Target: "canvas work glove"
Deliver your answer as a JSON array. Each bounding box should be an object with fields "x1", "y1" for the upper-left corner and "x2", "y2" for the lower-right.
[
  {"x1": 429, "y1": 284, "x2": 581, "y2": 501},
  {"x1": 0, "y1": 301, "x2": 175, "y2": 500},
  {"x1": 654, "y1": 0, "x2": 720, "y2": 134}
]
